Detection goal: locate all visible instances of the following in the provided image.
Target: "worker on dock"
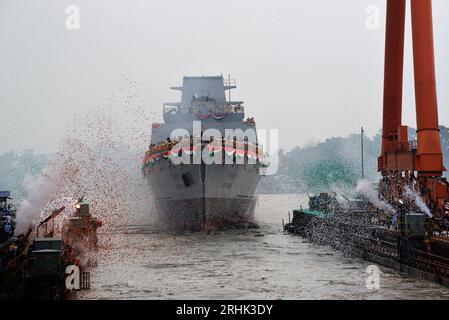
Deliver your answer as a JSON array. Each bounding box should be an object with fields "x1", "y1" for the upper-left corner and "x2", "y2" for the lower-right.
[{"x1": 4, "y1": 223, "x2": 12, "y2": 238}]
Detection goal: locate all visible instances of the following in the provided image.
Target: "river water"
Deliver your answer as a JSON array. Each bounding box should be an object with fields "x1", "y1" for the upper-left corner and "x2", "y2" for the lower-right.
[{"x1": 77, "y1": 194, "x2": 449, "y2": 300}]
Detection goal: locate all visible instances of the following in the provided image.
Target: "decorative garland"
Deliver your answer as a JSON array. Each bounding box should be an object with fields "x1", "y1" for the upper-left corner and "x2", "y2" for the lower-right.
[{"x1": 143, "y1": 140, "x2": 266, "y2": 166}]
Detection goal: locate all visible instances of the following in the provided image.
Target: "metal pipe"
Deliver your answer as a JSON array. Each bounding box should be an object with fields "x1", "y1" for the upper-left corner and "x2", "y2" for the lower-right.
[
  {"x1": 381, "y1": 0, "x2": 406, "y2": 156},
  {"x1": 411, "y1": 0, "x2": 444, "y2": 175},
  {"x1": 361, "y1": 127, "x2": 365, "y2": 179}
]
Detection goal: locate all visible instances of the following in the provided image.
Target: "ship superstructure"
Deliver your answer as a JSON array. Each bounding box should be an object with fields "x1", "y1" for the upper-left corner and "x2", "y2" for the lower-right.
[{"x1": 142, "y1": 75, "x2": 264, "y2": 230}]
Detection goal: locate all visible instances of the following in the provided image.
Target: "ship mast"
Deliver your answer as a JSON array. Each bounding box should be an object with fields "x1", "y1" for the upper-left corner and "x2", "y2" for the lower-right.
[{"x1": 228, "y1": 74, "x2": 231, "y2": 102}]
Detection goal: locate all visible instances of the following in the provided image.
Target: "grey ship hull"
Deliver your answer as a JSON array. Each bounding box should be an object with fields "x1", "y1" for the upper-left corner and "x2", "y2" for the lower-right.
[
  {"x1": 145, "y1": 75, "x2": 261, "y2": 230},
  {"x1": 147, "y1": 160, "x2": 261, "y2": 230}
]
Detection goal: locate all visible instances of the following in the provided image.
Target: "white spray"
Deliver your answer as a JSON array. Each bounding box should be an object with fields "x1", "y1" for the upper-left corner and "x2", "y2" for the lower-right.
[
  {"x1": 15, "y1": 169, "x2": 62, "y2": 234},
  {"x1": 403, "y1": 186, "x2": 433, "y2": 217},
  {"x1": 356, "y1": 179, "x2": 395, "y2": 214}
]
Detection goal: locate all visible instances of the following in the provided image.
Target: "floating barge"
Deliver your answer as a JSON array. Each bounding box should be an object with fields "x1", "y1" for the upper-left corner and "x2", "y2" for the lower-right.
[{"x1": 285, "y1": 194, "x2": 449, "y2": 288}]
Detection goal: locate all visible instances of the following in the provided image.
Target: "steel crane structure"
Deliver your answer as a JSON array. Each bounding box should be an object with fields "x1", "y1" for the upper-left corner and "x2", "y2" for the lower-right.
[{"x1": 378, "y1": 0, "x2": 449, "y2": 218}]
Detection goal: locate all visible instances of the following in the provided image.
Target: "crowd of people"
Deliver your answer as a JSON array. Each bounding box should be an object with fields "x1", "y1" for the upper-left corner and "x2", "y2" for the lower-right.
[
  {"x1": 0, "y1": 201, "x2": 17, "y2": 272},
  {"x1": 144, "y1": 135, "x2": 264, "y2": 167},
  {"x1": 0, "y1": 204, "x2": 15, "y2": 243},
  {"x1": 148, "y1": 135, "x2": 260, "y2": 153}
]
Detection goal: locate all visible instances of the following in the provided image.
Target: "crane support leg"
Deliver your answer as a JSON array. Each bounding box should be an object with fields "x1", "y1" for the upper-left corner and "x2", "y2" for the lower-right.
[
  {"x1": 381, "y1": 0, "x2": 406, "y2": 158},
  {"x1": 411, "y1": 0, "x2": 444, "y2": 176}
]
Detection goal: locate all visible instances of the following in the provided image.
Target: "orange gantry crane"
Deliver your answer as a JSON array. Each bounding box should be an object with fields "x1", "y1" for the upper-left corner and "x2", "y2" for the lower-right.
[{"x1": 378, "y1": 0, "x2": 449, "y2": 217}]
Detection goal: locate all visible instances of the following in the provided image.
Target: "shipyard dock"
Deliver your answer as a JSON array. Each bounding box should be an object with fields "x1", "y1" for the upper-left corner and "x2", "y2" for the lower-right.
[
  {"x1": 285, "y1": 193, "x2": 449, "y2": 288},
  {"x1": 0, "y1": 194, "x2": 99, "y2": 300}
]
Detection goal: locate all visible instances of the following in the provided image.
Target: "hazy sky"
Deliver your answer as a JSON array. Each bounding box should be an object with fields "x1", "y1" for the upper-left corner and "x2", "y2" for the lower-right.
[{"x1": 1, "y1": 0, "x2": 449, "y2": 153}]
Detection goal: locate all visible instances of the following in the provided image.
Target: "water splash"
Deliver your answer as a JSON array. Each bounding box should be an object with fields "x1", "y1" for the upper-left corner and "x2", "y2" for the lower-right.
[
  {"x1": 15, "y1": 170, "x2": 62, "y2": 234},
  {"x1": 355, "y1": 179, "x2": 395, "y2": 214},
  {"x1": 403, "y1": 186, "x2": 433, "y2": 217},
  {"x1": 15, "y1": 78, "x2": 158, "y2": 240}
]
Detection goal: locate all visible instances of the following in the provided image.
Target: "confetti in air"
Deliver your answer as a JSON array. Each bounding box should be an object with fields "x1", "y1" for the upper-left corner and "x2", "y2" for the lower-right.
[{"x1": 15, "y1": 78, "x2": 159, "y2": 254}]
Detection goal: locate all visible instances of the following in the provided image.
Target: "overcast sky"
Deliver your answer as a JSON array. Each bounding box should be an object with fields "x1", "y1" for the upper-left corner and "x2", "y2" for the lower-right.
[{"x1": 1, "y1": 0, "x2": 448, "y2": 153}]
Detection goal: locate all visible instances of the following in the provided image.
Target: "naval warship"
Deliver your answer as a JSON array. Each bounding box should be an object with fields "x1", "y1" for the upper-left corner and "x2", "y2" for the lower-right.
[{"x1": 142, "y1": 75, "x2": 264, "y2": 230}]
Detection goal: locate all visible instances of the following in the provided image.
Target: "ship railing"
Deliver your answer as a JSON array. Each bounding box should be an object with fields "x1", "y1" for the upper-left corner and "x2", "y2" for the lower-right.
[
  {"x1": 230, "y1": 105, "x2": 245, "y2": 113},
  {"x1": 188, "y1": 105, "x2": 244, "y2": 114},
  {"x1": 223, "y1": 78, "x2": 236, "y2": 87},
  {"x1": 163, "y1": 105, "x2": 181, "y2": 114},
  {"x1": 162, "y1": 106, "x2": 245, "y2": 115},
  {"x1": 409, "y1": 247, "x2": 449, "y2": 277}
]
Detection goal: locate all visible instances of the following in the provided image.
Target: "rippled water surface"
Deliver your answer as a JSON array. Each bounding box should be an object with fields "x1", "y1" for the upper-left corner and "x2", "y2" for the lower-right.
[{"x1": 77, "y1": 194, "x2": 449, "y2": 300}]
